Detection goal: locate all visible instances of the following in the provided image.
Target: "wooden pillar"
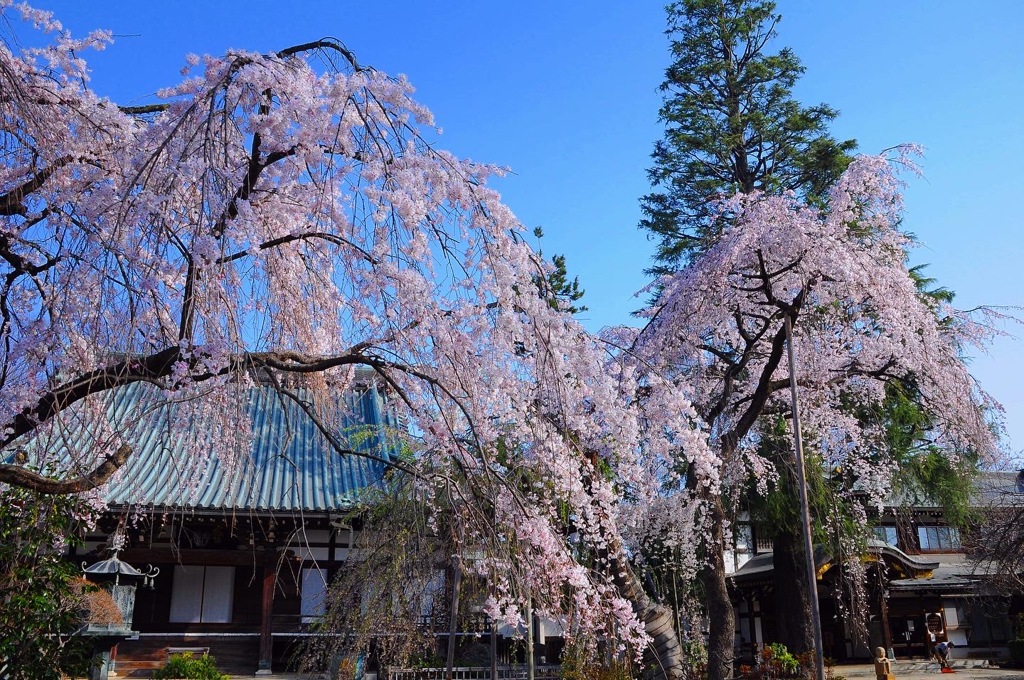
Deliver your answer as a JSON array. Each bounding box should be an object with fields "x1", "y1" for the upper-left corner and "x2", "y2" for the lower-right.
[
  {"x1": 490, "y1": 576, "x2": 499, "y2": 679},
  {"x1": 257, "y1": 564, "x2": 275, "y2": 675},
  {"x1": 880, "y1": 589, "x2": 893, "y2": 658}
]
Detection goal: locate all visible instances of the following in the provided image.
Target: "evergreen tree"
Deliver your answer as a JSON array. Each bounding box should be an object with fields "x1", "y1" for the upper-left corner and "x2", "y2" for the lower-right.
[
  {"x1": 533, "y1": 227, "x2": 588, "y2": 315},
  {"x1": 0, "y1": 487, "x2": 100, "y2": 679},
  {"x1": 641, "y1": 0, "x2": 856, "y2": 273}
]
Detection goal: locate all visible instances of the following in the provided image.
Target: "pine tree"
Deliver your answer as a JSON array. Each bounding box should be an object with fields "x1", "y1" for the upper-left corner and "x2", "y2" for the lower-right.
[
  {"x1": 640, "y1": 0, "x2": 856, "y2": 273},
  {"x1": 533, "y1": 227, "x2": 588, "y2": 315}
]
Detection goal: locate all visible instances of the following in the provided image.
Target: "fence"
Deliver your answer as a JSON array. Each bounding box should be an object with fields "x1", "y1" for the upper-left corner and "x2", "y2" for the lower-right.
[{"x1": 386, "y1": 665, "x2": 561, "y2": 680}]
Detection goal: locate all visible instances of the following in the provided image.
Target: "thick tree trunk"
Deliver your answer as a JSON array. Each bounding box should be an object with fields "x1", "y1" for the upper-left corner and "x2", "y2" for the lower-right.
[
  {"x1": 608, "y1": 535, "x2": 686, "y2": 679},
  {"x1": 703, "y1": 496, "x2": 735, "y2": 680},
  {"x1": 772, "y1": 527, "x2": 814, "y2": 655}
]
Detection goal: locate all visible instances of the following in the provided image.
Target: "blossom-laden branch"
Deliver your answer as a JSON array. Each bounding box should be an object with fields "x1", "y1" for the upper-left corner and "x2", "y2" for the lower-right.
[
  {"x1": 0, "y1": 5, "x2": 698, "y2": 663},
  {"x1": 619, "y1": 149, "x2": 1000, "y2": 589},
  {"x1": 635, "y1": 151, "x2": 996, "y2": 487}
]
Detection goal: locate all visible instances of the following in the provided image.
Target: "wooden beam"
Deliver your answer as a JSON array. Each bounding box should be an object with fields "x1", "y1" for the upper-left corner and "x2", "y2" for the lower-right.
[
  {"x1": 880, "y1": 586, "x2": 893, "y2": 658},
  {"x1": 118, "y1": 548, "x2": 278, "y2": 567},
  {"x1": 257, "y1": 564, "x2": 275, "y2": 674}
]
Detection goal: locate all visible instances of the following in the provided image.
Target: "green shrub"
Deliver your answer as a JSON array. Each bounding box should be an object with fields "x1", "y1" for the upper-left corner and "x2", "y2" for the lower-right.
[
  {"x1": 1008, "y1": 639, "x2": 1024, "y2": 663},
  {"x1": 738, "y1": 643, "x2": 808, "y2": 680},
  {"x1": 152, "y1": 652, "x2": 229, "y2": 680},
  {"x1": 0, "y1": 487, "x2": 101, "y2": 679},
  {"x1": 766, "y1": 643, "x2": 801, "y2": 676},
  {"x1": 557, "y1": 639, "x2": 634, "y2": 680}
]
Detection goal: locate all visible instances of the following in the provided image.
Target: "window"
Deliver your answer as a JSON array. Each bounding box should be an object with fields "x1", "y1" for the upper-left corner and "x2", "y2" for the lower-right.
[
  {"x1": 872, "y1": 526, "x2": 898, "y2": 547},
  {"x1": 169, "y1": 565, "x2": 234, "y2": 623},
  {"x1": 917, "y1": 526, "x2": 960, "y2": 551},
  {"x1": 300, "y1": 567, "x2": 328, "y2": 623},
  {"x1": 735, "y1": 524, "x2": 754, "y2": 553}
]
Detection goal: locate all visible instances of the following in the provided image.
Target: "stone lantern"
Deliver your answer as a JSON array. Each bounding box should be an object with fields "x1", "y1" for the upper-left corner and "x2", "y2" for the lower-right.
[{"x1": 81, "y1": 534, "x2": 160, "y2": 680}]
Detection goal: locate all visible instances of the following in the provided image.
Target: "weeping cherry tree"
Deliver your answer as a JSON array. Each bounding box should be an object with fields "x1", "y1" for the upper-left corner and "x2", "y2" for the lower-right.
[
  {"x1": 0, "y1": 2, "x2": 699, "y2": 669},
  {"x1": 617, "y1": 149, "x2": 999, "y2": 680}
]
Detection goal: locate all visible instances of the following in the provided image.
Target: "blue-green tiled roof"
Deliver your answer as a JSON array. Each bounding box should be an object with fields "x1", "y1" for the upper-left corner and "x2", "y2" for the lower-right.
[{"x1": 35, "y1": 383, "x2": 404, "y2": 513}]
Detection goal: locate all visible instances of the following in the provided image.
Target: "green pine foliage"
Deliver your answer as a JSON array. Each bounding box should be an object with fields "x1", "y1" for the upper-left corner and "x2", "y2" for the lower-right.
[
  {"x1": 640, "y1": 0, "x2": 856, "y2": 272},
  {"x1": 533, "y1": 227, "x2": 587, "y2": 314}
]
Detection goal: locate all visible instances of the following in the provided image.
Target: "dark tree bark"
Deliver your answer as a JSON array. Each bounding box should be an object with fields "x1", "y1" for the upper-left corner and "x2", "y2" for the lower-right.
[
  {"x1": 0, "y1": 444, "x2": 132, "y2": 493},
  {"x1": 703, "y1": 496, "x2": 735, "y2": 680},
  {"x1": 607, "y1": 532, "x2": 686, "y2": 679}
]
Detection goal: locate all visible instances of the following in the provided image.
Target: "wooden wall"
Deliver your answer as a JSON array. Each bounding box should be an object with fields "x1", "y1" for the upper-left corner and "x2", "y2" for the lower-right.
[{"x1": 113, "y1": 634, "x2": 261, "y2": 676}]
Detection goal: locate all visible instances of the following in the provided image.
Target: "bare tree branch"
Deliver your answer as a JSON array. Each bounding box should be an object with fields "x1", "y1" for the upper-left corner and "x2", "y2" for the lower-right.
[{"x1": 0, "y1": 444, "x2": 131, "y2": 493}]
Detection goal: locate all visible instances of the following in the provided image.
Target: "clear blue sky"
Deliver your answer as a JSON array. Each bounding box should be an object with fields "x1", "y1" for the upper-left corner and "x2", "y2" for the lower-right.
[{"x1": 11, "y1": 1, "x2": 1023, "y2": 457}]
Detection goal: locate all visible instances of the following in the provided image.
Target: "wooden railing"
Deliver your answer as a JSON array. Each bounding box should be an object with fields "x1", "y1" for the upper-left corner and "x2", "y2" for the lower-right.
[
  {"x1": 416, "y1": 612, "x2": 494, "y2": 634},
  {"x1": 271, "y1": 611, "x2": 497, "y2": 635},
  {"x1": 386, "y1": 665, "x2": 560, "y2": 679}
]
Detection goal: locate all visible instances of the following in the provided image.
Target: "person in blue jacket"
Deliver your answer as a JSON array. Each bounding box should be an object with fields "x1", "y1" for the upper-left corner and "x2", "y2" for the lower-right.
[{"x1": 932, "y1": 640, "x2": 955, "y2": 669}]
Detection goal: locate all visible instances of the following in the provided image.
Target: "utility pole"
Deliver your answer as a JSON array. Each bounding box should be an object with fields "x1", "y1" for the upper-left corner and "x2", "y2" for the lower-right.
[
  {"x1": 526, "y1": 593, "x2": 535, "y2": 680},
  {"x1": 785, "y1": 315, "x2": 826, "y2": 680},
  {"x1": 446, "y1": 560, "x2": 462, "y2": 680}
]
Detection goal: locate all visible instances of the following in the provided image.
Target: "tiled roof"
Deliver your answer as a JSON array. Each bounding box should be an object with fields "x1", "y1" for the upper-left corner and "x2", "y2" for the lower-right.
[
  {"x1": 730, "y1": 540, "x2": 940, "y2": 583},
  {"x1": 882, "y1": 470, "x2": 1022, "y2": 509},
  {"x1": 31, "y1": 382, "x2": 404, "y2": 513},
  {"x1": 730, "y1": 544, "x2": 834, "y2": 582},
  {"x1": 886, "y1": 552, "x2": 995, "y2": 593},
  {"x1": 971, "y1": 470, "x2": 1024, "y2": 505}
]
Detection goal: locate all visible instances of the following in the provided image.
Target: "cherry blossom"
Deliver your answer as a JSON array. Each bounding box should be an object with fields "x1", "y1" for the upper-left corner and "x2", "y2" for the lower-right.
[
  {"x1": 0, "y1": 6, "x2": 1001, "y2": 676},
  {"x1": 618, "y1": 148, "x2": 999, "y2": 680},
  {"x1": 0, "y1": 3, "x2": 692, "y2": 660}
]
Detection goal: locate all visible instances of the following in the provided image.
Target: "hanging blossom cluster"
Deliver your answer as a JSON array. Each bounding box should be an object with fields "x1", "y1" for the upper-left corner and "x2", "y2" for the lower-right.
[
  {"x1": 621, "y1": 149, "x2": 999, "y2": 555},
  {"x1": 0, "y1": 4, "x2": 701, "y2": 655}
]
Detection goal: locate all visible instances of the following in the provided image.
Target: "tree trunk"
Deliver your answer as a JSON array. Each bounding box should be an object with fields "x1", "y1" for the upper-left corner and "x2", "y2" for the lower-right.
[
  {"x1": 607, "y1": 534, "x2": 686, "y2": 679},
  {"x1": 772, "y1": 527, "x2": 814, "y2": 655},
  {"x1": 703, "y1": 496, "x2": 735, "y2": 680}
]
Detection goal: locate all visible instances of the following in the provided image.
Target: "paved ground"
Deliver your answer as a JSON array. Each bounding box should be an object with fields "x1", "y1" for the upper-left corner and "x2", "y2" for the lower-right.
[
  {"x1": 832, "y1": 662, "x2": 1024, "y2": 680},
  {"x1": 221, "y1": 664, "x2": 1024, "y2": 680}
]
